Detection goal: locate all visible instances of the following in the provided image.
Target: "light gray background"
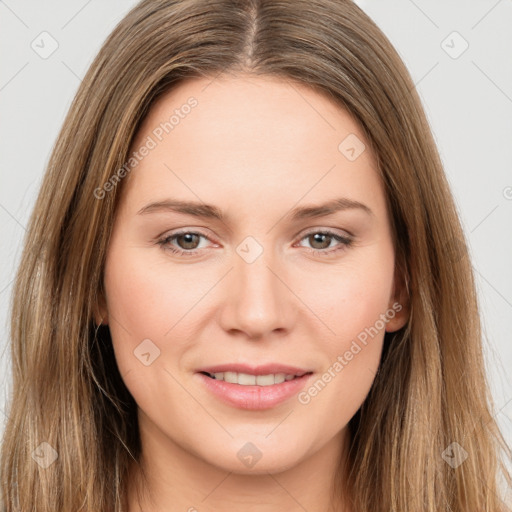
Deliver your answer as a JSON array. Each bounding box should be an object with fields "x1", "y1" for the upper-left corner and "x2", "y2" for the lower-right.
[{"x1": 1, "y1": 0, "x2": 511, "y2": 480}]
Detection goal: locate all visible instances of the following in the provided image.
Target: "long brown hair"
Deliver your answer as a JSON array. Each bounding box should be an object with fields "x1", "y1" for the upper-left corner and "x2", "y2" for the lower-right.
[{"x1": 1, "y1": 0, "x2": 510, "y2": 510}]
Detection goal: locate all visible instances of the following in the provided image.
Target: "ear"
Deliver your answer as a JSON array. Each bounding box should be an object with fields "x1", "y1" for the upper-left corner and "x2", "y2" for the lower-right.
[
  {"x1": 93, "y1": 289, "x2": 109, "y2": 326},
  {"x1": 385, "y1": 263, "x2": 410, "y2": 333}
]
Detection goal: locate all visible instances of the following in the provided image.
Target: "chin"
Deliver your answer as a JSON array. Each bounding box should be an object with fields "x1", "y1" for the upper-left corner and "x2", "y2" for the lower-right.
[{"x1": 194, "y1": 435, "x2": 309, "y2": 475}]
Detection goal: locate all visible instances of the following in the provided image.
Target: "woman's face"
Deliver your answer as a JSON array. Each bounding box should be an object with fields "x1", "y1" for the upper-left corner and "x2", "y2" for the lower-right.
[{"x1": 99, "y1": 74, "x2": 408, "y2": 475}]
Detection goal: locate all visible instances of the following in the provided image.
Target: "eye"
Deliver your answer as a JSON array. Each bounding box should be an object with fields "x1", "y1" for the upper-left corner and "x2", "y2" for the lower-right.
[
  {"x1": 156, "y1": 228, "x2": 354, "y2": 257},
  {"x1": 295, "y1": 229, "x2": 353, "y2": 256},
  {"x1": 156, "y1": 230, "x2": 213, "y2": 256}
]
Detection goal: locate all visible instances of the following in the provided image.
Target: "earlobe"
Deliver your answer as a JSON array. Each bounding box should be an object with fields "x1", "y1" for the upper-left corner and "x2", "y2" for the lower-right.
[
  {"x1": 385, "y1": 302, "x2": 409, "y2": 333},
  {"x1": 93, "y1": 292, "x2": 109, "y2": 326},
  {"x1": 385, "y1": 269, "x2": 411, "y2": 333}
]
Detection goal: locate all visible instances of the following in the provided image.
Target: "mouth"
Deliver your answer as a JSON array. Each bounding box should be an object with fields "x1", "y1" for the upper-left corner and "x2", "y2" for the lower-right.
[{"x1": 195, "y1": 364, "x2": 314, "y2": 410}]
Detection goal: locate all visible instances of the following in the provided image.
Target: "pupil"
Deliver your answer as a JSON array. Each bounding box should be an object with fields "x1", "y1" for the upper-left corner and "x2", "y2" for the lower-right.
[
  {"x1": 178, "y1": 233, "x2": 199, "y2": 249},
  {"x1": 310, "y1": 233, "x2": 330, "y2": 249}
]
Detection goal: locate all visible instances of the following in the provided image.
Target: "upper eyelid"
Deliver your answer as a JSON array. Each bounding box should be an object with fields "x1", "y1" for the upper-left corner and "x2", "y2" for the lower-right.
[{"x1": 299, "y1": 226, "x2": 353, "y2": 238}]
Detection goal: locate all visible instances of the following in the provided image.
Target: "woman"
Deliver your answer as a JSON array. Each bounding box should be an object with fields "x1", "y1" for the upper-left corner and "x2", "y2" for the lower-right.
[{"x1": 1, "y1": 0, "x2": 510, "y2": 511}]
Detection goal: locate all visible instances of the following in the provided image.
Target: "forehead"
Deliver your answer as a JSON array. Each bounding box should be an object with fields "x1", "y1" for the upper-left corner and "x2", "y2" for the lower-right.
[
  {"x1": 121, "y1": 74, "x2": 384, "y2": 218},
  {"x1": 134, "y1": 74, "x2": 365, "y2": 156}
]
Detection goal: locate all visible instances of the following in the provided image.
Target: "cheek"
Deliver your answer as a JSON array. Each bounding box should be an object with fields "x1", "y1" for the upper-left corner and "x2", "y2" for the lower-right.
[
  {"x1": 105, "y1": 239, "x2": 216, "y2": 323},
  {"x1": 102, "y1": 248, "x2": 200, "y2": 373},
  {"x1": 294, "y1": 250, "x2": 394, "y2": 413},
  {"x1": 102, "y1": 250, "x2": 210, "y2": 423},
  {"x1": 300, "y1": 256, "x2": 395, "y2": 350}
]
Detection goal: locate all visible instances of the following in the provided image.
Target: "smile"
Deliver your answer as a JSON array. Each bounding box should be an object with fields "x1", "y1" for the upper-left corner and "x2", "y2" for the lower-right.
[{"x1": 195, "y1": 364, "x2": 314, "y2": 410}]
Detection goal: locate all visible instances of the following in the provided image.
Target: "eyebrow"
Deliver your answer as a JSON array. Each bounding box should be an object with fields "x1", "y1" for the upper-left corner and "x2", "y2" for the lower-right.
[{"x1": 137, "y1": 197, "x2": 374, "y2": 221}]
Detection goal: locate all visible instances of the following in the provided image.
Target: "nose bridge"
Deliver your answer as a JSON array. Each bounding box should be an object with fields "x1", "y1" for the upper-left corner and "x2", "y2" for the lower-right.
[{"x1": 220, "y1": 237, "x2": 293, "y2": 337}]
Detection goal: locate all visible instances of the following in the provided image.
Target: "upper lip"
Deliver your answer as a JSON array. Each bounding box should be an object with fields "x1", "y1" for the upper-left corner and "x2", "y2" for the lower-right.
[{"x1": 196, "y1": 363, "x2": 312, "y2": 377}]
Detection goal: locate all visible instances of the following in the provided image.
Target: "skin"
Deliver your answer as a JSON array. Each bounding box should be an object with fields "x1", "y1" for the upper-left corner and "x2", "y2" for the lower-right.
[{"x1": 96, "y1": 74, "x2": 409, "y2": 512}]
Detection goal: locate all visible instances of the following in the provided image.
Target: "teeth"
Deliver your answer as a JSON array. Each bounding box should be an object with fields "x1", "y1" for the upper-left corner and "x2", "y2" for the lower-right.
[
  {"x1": 274, "y1": 373, "x2": 285, "y2": 384},
  {"x1": 238, "y1": 373, "x2": 256, "y2": 385},
  {"x1": 209, "y1": 372, "x2": 298, "y2": 386},
  {"x1": 224, "y1": 371, "x2": 238, "y2": 384},
  {"x1": 256, "y1": 374, "x2": 274, "y2": 386}
]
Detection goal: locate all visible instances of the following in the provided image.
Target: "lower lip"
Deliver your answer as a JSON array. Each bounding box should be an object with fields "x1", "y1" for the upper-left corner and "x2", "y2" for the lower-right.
[{"x1": 197, "y1": 373, "x2": 313, "y2": 410}]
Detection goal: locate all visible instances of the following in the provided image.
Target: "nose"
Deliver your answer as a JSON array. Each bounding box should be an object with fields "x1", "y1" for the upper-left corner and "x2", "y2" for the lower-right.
[{"x1": 218, "y1": 245, "x2": 296, "y2": 340}]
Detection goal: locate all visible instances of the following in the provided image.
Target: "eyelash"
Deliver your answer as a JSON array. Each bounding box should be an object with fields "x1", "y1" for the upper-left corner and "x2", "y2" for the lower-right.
[{"x1": 156, "y1": 229, "x2": 353, "y2": 257}]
